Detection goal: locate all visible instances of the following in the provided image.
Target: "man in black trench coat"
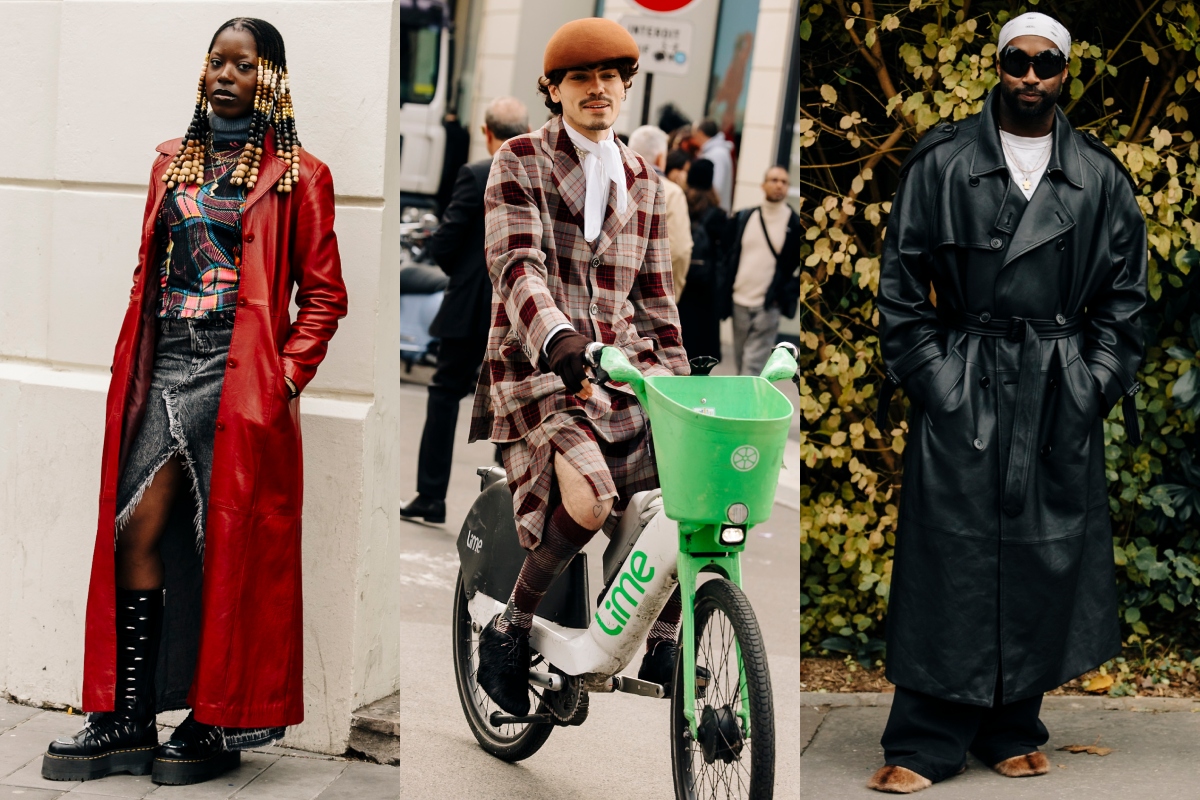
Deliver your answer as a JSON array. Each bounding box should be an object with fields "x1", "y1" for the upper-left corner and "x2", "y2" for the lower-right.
[{"x1": 868, "y1": 11, "x2": 1148, "y2": 793}]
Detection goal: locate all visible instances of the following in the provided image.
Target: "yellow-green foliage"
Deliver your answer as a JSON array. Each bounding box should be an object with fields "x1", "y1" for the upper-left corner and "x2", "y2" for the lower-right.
[{"x1": 800, "y1": 0, "x2": 1200, "y2": 658}]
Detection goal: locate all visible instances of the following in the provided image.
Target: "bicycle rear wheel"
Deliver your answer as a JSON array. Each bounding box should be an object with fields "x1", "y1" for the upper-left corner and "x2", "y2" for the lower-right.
[
  {"x1": 452, "y1": 571, "x2": 553, "y2": 761},
  {"x1": 671, "y1": 577, "x2": 775, "y2": 799}
]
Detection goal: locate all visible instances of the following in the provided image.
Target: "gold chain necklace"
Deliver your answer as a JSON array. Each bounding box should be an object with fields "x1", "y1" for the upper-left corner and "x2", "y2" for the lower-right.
[{"x1": 1000, "y1": 134, "x2": 1052, "y2": 192}]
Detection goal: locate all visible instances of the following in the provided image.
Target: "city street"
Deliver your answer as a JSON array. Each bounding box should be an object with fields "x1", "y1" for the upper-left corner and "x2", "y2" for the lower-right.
[
  {"x1": 0, "y1": 702, "x2": 399, "y2": 799},
  {"x1": 396, "y1": 365, "x2": 800, "y2": 798}
]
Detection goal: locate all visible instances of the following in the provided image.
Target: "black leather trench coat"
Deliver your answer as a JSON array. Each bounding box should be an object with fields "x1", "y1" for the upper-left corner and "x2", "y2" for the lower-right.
[{"x1": 876, "y1": 90, "x2": 1148, "y2": 706}]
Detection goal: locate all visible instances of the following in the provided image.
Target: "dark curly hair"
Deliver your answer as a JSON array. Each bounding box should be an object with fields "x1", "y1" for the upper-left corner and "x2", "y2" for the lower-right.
[{"x1": 537, "y1": 58, "x2": 639, "y2": 115}]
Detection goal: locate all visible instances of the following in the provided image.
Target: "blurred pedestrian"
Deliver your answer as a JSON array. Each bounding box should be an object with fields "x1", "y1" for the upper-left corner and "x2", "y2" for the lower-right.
[
  {"x1": 657, "y1": 102, "x2": 690, "y2": 137},
  {"x1": 691, "y1": 118, "x2": 734, "y2": 212},
  {"x1": 44, "y1": 18, "x2": 347, "y2": 787},
  {"x1": 400, "y1": 96, "x2": 530, "y2": 525},
  {"x1": 671, "y1": 123, "x2": 699, "y2": 157},
  {"x1": 721, "y1": 165, "x2": 800, "y2": 376},
  {"x1": 678, "y1": 159, "x2": 727, "y2": 361},
  {"x1": 665, "y1": 147, "x2": 691, "y2": 189},
  {"x1": 629, "y1": 124, "x2": 693, "y2": 297}
]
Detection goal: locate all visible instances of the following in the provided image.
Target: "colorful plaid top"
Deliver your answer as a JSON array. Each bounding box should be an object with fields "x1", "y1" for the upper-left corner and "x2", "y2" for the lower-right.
[{"x1": 157, "y1": 136, "x2": 246, "y2": 318}]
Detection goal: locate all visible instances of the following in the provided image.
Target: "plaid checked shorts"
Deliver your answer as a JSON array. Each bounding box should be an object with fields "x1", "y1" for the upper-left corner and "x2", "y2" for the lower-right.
[{"x1": 501, "y1": 395, "x2": 659, "y2": 549}]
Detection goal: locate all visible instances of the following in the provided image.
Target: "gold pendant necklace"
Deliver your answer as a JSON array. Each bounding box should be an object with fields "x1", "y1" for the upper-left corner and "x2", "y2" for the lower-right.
[{"x1": 1001, "y1": 135, "x2": 1050, "y2": 193}]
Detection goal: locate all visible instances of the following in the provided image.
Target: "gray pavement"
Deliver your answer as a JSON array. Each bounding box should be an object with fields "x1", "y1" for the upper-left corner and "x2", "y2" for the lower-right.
[
  {"x1": 0, "y1": 701, "x2": 399, "y2": 799},
  {"x1": 396, "y1": 373, "x2": 801, "y2": 798},
  {"x1": 802, "y1": 694, "x2": 1200, "y2": 798}
]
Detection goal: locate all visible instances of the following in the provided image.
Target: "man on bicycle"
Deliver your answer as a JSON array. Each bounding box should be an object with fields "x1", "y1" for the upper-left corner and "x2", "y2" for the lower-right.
[{"x1": 467, "y1": 17, "x2": 690, "y2": 716}]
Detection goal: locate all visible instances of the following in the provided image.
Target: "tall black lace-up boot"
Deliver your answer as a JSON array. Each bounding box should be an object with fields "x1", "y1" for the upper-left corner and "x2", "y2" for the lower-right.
[{"x1": 42, "y1": 589, "x2": 162, "y2": 781}]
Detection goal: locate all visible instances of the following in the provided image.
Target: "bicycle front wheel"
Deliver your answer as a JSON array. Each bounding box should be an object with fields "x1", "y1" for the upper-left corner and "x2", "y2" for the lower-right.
[{"x1": 671, "y1": 577, "x2": 775, "y2": 799}]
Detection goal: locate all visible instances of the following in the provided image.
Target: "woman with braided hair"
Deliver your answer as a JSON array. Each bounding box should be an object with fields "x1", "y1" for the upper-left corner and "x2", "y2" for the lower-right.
[{"x1": 41, "y1": 18, "x2": 347, "y2": 786}]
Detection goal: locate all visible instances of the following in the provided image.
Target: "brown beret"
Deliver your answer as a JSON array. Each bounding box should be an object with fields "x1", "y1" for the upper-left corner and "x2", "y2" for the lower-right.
[{"x1": 543, "y1": 18, "x2": 640, "y2": 75}]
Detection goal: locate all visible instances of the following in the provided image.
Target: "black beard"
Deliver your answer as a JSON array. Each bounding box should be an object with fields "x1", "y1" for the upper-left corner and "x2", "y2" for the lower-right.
[{"x1": 1000, "y1": 82, "x2": 1061, "y2": 120}]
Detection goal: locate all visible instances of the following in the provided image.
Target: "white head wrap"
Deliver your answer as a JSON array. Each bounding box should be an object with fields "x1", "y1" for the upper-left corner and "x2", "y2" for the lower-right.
[{"x1": 997, "y1": 12, "x2": 1071, "y2": 55}]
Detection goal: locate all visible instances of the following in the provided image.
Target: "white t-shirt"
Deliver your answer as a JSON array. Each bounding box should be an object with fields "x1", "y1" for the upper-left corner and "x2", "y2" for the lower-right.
[{"x1": 999, "y1": 129, "x2": 1052, "y2": 200}]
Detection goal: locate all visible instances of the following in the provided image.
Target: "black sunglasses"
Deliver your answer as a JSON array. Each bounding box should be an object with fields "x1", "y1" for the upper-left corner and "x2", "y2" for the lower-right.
[{"x1": 999, "y1": 46, "x2": 1067, "y2": 79}]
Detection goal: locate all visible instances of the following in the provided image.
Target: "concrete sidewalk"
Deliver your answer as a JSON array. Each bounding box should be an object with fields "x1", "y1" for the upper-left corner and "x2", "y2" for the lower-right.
[
  {"x1": 0, "y1": 701, "x2": 400, "y2": 799},
  {"x1": 802, "y1": 692, "x2": 1200, "y2": 798}
]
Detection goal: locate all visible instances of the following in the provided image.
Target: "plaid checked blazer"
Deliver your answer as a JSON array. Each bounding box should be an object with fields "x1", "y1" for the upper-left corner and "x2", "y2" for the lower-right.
[{"x1": 469, "y1": 115, "x2": 689, "y2": 444}]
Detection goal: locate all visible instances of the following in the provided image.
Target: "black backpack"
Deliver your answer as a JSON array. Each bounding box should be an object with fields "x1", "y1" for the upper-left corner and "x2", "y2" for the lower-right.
[{"x1": 688, "y1": 211, "x2": 718, "y2": 287}]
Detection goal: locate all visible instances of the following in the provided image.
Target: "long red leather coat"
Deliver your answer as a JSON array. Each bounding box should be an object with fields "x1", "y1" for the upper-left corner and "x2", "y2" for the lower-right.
[{"x1": 81, "y1": 132, "x2": 347, "y2": 728}]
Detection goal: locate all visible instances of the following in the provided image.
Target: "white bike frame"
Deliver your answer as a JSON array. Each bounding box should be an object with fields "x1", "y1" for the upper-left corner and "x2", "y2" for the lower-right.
[{"x1": 467, "y1": 508, "x2": 681, "y2": 680}]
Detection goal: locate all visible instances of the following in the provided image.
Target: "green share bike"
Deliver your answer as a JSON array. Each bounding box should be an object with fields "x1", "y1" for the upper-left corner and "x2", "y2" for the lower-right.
[{"x1": 452, "y1": 342, "x2": 799, "y2": 799}]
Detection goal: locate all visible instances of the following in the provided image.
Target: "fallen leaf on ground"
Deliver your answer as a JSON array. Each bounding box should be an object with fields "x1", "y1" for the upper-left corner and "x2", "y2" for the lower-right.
[
  {"x1": 1057, "y1": 744, "x2": 1114, "y2": 756},
  {"x1": 1083, "y1": 674, "x2": 1113, "y2": 693}
]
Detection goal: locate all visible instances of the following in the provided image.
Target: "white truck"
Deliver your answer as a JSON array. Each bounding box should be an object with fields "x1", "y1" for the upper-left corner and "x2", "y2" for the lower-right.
[{"x1": 399, "y1": 0, "x2": 452, "y2": 207}]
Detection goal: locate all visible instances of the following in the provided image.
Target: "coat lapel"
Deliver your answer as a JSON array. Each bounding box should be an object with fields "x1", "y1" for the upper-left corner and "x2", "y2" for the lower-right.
[
  {"x1": 547, "y1": 118, "x2": 587, "y2": 224},
  {"x1": 1003, "y1": 109, "x2": 1081, "y2": 268},
  {"x1": 970, "y1": 90, "x2": 1082, "y2": 268},
  {"x1": 147, "y1": 141, "x2": 178, "y2": 242}
]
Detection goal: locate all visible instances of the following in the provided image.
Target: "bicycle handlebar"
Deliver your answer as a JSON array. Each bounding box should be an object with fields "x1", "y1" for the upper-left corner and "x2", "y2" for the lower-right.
[{"x1": 584, "y1": 343, "x2": 800, "y2": 387}]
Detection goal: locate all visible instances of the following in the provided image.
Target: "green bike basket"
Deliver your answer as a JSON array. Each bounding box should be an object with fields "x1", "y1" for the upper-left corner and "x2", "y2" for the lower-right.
[{"x1": 639, "y1": 375, "x2": 794, "y2": 527}]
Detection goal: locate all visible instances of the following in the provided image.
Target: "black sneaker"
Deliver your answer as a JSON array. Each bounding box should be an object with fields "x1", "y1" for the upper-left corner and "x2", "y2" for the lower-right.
[
  {"x1": 638, "y1": 639, "x2": 678, "y2": 697},
  {"x1": 151, "y1": 712, "x2": 239, "y2": 786},
  {"x1": 476, "y1": 615, "x2": 531, "y2": 716},
  {"x1": 400, "y1": 494, "x2": 446, "y2": 524}
]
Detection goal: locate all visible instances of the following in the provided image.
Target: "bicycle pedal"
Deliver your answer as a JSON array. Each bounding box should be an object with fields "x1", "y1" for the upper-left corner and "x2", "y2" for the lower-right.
[{"x1": 612, "y1": 675, "x2": 664, "y2": 698}]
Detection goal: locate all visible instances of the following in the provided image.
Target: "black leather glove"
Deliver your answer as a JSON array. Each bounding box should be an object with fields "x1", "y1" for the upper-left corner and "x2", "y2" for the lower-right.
[{"x1": 544, "y1": 330, "x2": 591, "y2": 393}]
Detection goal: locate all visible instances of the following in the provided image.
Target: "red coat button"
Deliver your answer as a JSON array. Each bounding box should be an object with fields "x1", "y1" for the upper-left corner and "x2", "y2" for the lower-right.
[
  {"x1": 245, "y1": 233, "x2": 255, "y2": 243},
  {"x1": 228, "y1": 358, "x2": 237, "y2": 368},
  {"x1": 216, "y1": 421, "x2": 225, "y2": 432}
]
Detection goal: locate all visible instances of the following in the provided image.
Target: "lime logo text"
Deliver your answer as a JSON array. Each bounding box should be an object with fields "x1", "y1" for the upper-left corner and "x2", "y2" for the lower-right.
[{"x1": 594, "y1": 550, "x2": 655, "y2": 636}]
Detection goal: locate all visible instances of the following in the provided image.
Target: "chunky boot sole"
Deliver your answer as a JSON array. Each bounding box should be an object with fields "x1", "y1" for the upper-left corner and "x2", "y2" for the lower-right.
[
  {"x1": 41, "y1": 746, "x2": 155, "y2": 781},
  {"x1": 152, "y1": 750, "x2": 240, "y2": 785}
]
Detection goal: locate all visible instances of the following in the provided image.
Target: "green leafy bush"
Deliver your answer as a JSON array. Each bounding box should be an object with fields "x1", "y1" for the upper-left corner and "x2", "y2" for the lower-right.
[{"x1": 800, "y1": 0, "x2": 1200, "y2": 657}]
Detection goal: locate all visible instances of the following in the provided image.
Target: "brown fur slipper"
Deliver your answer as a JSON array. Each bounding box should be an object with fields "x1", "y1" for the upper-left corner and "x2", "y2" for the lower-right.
[
  {"x1": 867, "y1": 765, "x2": 933, "y2": 793},
  {"x1": 992, "y1": 751, "x2": 1050, "y2": 777}
]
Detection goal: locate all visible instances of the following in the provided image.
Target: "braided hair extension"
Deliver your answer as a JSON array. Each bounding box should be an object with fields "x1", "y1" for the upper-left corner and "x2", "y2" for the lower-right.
[{"x1": 161, "y1": 17, "x2": 302, "y2": 194}]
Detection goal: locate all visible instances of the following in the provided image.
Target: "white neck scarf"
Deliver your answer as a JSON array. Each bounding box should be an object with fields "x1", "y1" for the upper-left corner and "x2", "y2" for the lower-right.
[{"x1": 563, "y1": 120, "x2": 628, "y2": 242}]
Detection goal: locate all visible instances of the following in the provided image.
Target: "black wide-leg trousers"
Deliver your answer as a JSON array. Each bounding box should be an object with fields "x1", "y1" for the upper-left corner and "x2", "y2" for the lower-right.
[{"x1": 880, "y1": 678, "x2": 1049, "y2": 783}]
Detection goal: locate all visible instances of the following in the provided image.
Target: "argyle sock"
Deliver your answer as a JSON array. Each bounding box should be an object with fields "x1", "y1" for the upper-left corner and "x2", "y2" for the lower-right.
[
  {"x1": 647, "y1": 585, "x2": 682, "y2": 646},
  {"x1": 496, "y1": 503, "x2": 596, "y2": 634}
]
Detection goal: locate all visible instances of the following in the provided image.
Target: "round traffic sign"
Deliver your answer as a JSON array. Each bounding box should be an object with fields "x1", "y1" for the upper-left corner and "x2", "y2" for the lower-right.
[{"x1": 629, "y1": 0, "x2": 698, "y2": 12}]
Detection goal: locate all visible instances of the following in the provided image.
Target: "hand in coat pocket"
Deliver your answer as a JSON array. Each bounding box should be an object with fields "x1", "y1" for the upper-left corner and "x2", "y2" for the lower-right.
[{"x1": 904, "y1": 352, "x2": 959, "y2": 414}]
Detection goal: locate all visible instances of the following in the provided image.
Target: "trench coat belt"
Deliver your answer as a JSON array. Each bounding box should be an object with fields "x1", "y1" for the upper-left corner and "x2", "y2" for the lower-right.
[
  {"x1": 946, "y1": 311, "x2": 1082, "y2": 517},
  {"x1": 875, "y1": 312, "x2": 1141, "y2": 459}
]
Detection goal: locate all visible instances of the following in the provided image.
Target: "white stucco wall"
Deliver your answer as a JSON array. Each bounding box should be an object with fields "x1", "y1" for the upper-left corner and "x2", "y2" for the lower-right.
[
  {"x1": 0, "y1": 1, "x2": 400, "y2": 755},
  {"x1": 731, "y1": 0, "x2": 798, "y2": 212}
]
